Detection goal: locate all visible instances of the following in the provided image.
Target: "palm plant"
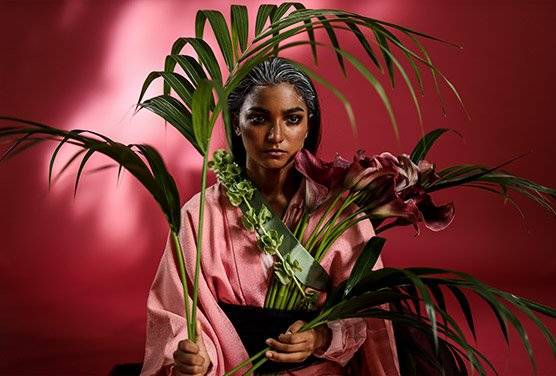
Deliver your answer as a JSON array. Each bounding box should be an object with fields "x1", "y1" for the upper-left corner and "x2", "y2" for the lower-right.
[
  {"x1": 136, "y1": 1, "x2": 465, "y2": 342},
  {"x1": 1, "y1": 2, "x2": 555, "y2": 375},
  {"x1": 0, "y1": 116, "x2": 195, "y2": 337}
]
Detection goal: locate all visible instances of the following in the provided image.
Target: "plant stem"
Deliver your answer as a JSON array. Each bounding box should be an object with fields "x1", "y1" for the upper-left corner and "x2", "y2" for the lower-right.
[
  {"x1": 223, "y1": 347, "x2": 268, "y2": 376},
  {"x1": 275, "y1": 283, "x2": 287, "y2": 309},
  {"x1": 245, "y1": 356, "x2": 268, "y2": 375},
  {"x1": 298, "y1": 212, "x2": 310, "y2": 243},
  {"x1": 171, "y1": 231, "x2": 192, "y2": 338},
  {"x1": 264, "y1": 277, "x2": 272, "y2": 308},
  {"x1": 306, "y1": 190, "x2": 358, "y2": 253},
  {"x1": 192, "y1": 150, "x2": 210, "y2": 341},
  {"x1": 268, "y1": 277, "x2": 278, "y2": 308},
  {"x1": 286, "y1": 288, "x2": 300, "y2": 310},
  {"x1": 315, "y1": 214, "x2": 368, "y2": 262},
  {"x1": 304, "y1": 191, "x2": 343, "y2": 251},
  {"x1": 292, "y1": 209, "x2": 306, "y2": 237}
]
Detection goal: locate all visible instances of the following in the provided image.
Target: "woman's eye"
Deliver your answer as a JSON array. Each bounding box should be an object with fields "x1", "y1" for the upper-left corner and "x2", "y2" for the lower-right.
[
  {"x1": 286, "y1": 114, "x2": 302, "y2": 125},
  {"x1": 247, "y1": 115, "x2": 266, "y2": 125}
]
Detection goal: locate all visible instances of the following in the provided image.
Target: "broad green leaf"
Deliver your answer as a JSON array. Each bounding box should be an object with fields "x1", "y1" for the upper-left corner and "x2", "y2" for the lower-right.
[
  {"x1": 231, "y1": 5, "x2": 249, "y2": 54},
  {"x1": 373, "y1": 38, "x2": 423, "y2": 128},
  {"x1": 139, "y1": 95, "x2": 204, "y2": 155},
  {"x1": 191, "y1": 80, "x2": 215, "y2": 154},
  {"x1": 407, "y1": 32, "x2": 446, "y2": 115},
  {"x1": 196, "y1": 10, "x2": 235, "y2": 71},
  {"x1": 333, "y1": 47, "x2": 399, "y2": 139},
  {"x1": 138, "y1": 71, "x2": 196, "y2": 110},
  {"x1": 344, "y1": 237, "x2": 385, "y2": 297},
  {"x1": 316, "y1": 15, "x2": 346, "y2": 75},
  {"x1": 255, "y1": 4, "x2": 277, "y2": 36},
  {"x1": 446, "y1": 285, "x2": 477, "y2": 340},
  {"x1": 410, "y1": 128, "x2": 453, "y2": 163},
  {"x1": 167, "y1": 38, "x2": 222, "y2": 84},
  {"x1": 134, "y1": 144, "x2": 181, "y2": 230},
  {"x1": 343, "y1": 19, "x2": 380, "y2": 69},
  {"x1": 494, "y1": 290, "x2": 556, "y2": 355},
  {"x1": 373, "y1": 28, "x2": 395, "y2": 86},
  {"x1": 166, "y1": 54, "x2": 207, "y2": 87}
]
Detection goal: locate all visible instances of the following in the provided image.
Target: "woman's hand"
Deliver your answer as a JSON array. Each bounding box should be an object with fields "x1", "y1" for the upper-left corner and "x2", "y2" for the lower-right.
[
  {"x1": 172, "y1": 327, "x2": 211, "y2": 376},
  {"x1": 265, "y1": 320, "x2": 332, "y2": 363}
]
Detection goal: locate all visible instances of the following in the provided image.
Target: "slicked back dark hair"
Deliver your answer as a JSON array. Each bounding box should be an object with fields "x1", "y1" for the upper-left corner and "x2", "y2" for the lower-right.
[{"x1": 228, "y1": 57, "x2": 321, "y2": 167}]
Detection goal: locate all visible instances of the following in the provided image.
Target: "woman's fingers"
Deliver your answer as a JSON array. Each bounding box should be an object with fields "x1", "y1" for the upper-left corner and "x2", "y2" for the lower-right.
[
  {"x1": 266, "y1": 337, "x2": 311, "y2": 353},
  {"x1": 286, "y1": 320, "x2": 305, "y2": 334},
  {"x1": 278, "y1": 330, "x2": 313, "y2": 344},
  {"x1": 174, "y1": 362, "x2": 205, "y2": 375},
  {"x1": 173, "y1": 339, "x2": 206, "y2": 375},
  {"x1": 178, "y1": 339, "x2": 199, "y2": 353},
  {"x1": 265, "y1": 349, "x2": 309, "y2": 363},
  {"x1": 173, "y1": 350, "x2": 204, "y2": 365}
]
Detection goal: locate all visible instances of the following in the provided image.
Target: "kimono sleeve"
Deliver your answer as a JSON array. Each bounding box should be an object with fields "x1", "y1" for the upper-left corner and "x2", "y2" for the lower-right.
[
  {"x1": 140, "y1": 227, "x2": 220, "y2": 376},
  {"x1": 140, "y1": 190, "x2": 250, "y2": 376}
]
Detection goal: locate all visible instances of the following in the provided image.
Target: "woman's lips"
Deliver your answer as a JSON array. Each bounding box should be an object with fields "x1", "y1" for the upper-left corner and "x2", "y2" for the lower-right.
[{"x1": 263, "y1": 149, "x2": 287, "y2": 158}]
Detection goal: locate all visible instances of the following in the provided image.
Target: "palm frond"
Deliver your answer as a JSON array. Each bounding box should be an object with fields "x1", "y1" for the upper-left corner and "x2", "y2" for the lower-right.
[
  {"x1": 410, "y1": 128, "x2": 462, "y2": 163},
  {"x1": 429, "y1": 161, "x2": 556, "y2": 216},
  {"x1": 137, "y1": 3, "x2": 465, "y2": 152},
  {"x1": 302, "y1": 251, "x2": 555, "y2": 375},
  {"x1": 0, "y1": 116, "x2": 181, "y2": 232}
]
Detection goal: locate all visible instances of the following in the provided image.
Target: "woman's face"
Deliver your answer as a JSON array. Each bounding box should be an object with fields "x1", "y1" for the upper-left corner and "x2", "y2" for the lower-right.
[{"x1": 237, "y1": 83, "x2": 309, "y2": 171}]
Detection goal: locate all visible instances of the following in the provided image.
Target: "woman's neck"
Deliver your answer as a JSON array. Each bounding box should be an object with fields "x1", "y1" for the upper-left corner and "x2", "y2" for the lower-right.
[{"x1": 245, "y1": 159, "x2": 301, "y2": 215}]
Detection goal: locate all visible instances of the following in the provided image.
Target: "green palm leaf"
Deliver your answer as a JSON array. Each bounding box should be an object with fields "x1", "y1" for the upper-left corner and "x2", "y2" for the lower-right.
[
  {"x1": 254, "y1": 4, "x2": 277, "y2": 36},
  {"x1": 410, "y1": 128, "x2": 460, "y2": 163},
  {"x1": 0, "y1": 116, "x2": 181, "y2": 232},
  {"x1": 144, "y1": 3, "x2": 465, "y2": 152},
  {"x1": 196, "y1": 10, "x2": 235, "y2": 71},
  {"x1": 166, "y1": 37, "x2": 222, "y2": 86},
  {"x1": 231, "y1": 5, "x2": 249, "y2": 55},
  {"x1": 191, "y1": 79, "x2": 215, "y2": 154},
  {"x1": 429, "y1": 160, "x2": 556, "y2": 216},
  {"x1": 138, "y1": 71, "x2": 195, "y2": 110}
]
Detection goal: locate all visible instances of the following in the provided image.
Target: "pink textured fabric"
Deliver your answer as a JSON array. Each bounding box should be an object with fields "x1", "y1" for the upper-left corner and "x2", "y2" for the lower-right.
[{"x1": 141, "y1": 181, "x2": 400, "y2": 376}]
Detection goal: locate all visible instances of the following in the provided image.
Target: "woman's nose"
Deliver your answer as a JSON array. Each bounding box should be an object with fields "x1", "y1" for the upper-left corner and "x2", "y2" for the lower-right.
[{"x1": 267, "y1": 121, "x2": 284, "y2": 143}]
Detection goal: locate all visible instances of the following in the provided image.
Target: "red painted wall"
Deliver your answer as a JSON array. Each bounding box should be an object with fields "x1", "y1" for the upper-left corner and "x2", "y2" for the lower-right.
[{"x1": 0, "y1": 1, "x2": 554, "y2": 374}]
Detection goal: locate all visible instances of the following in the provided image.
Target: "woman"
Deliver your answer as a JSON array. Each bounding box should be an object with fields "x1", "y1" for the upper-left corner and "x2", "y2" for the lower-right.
[{"x1": 140, "y1": 57, "x2": 400, "y2": 376}]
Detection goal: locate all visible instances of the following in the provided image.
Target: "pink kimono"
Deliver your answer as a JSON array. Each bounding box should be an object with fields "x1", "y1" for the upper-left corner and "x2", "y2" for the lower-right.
[{"x1": 141, "y1": 181, "x2": 400, "y2": 376}]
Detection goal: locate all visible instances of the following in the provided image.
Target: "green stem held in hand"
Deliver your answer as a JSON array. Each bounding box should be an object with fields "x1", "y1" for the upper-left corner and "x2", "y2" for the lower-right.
[
  {"x1": 223, "y1": 347, "x2": 269, "y2": 376},
  {"x1": 304, "y1": 191, "x2": 343, "y2": 251},
  {"x1": 192, "y1": 150, "x2": 210, "y2": 341},
  {"x1": 171, "y1": 231, "x2": 193, "y2": 338}
]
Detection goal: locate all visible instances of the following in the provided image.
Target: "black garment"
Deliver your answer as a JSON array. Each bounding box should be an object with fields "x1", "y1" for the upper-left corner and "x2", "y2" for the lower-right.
[{"x1": 219, "y1": 302, "x2": 323, "y2": 374}]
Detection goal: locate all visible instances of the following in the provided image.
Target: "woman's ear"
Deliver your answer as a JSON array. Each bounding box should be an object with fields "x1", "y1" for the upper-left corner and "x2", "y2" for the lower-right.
[{"x1": 232, "y1": 114, "x2": 241, "y2": 136}]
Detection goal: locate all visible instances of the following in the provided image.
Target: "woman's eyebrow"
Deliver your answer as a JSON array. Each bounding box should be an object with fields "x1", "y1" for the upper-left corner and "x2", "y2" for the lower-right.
[
  {"x1": 283, "y1": 107, "x2": 305, "y2": 114},
  {"x1": 246, "y1": 106, "x2": 269, "y2": 114}
]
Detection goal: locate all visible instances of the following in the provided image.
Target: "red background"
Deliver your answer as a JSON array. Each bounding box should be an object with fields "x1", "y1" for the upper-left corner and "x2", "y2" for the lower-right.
[{"x1": 1, "y1": 1, "x2": 554, "y2": 375}]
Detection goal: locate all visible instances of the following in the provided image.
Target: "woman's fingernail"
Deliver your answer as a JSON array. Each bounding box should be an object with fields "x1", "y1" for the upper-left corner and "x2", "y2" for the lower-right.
[
  {"x1": 265, "y1": 338, "x2": 271, "y2": 345},
  {"x1": 266, "y1": 351, "x2": 273, "y2": 358}
]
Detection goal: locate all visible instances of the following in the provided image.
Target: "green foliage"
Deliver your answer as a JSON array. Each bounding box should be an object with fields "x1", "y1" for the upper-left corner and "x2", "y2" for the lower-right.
[
  {"x1": 137, "y1": 2, "x2": 465, "y2": 155},
  {"x1": 0, "y1": 116, "x2": 182, "y2": 233},
  {"x1": 410, "y1": 128, "x2": 556, "y2": 218}
]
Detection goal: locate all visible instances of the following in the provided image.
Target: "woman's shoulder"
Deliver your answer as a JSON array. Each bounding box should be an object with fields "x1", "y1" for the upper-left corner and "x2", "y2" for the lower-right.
[{"x1": 181, "y1": 181, "x2": 226, "y2": 214}]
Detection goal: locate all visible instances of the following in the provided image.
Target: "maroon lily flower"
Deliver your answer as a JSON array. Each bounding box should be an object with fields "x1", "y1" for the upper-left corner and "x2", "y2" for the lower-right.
[
  {"x1": 294, "y1": 149, "x2": 351, "y2": 212},
  {"x1": 350, "y1": 150, "x2": 455, "y2": 234}
]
